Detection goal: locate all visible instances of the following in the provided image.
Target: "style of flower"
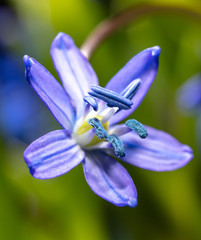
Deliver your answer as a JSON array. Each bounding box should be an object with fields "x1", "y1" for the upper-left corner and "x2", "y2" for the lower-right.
[{"x1": 23, "y1": 32, "x2": 193, "y2": 207}]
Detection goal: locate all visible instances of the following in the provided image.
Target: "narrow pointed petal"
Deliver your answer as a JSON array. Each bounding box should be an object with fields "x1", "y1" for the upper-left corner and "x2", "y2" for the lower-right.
[
  {"x1": 23, "y1": 55, "x2": 75, "y2": 130},
  {"x1": 50, "y1": 33, "x2": 99, "y2": 117},
  {"x1": 116, "y1": 125, "x2": 193, "y2": 171},
  {"x1": 106, "y1": 47, "x2": 160, "y2": 125},
  {"x1": 24, "y1": 130, "x2": 85, "y2": 179},
  {"x1": 83, "y1": 151, "x2": 137, "y2": 207}
]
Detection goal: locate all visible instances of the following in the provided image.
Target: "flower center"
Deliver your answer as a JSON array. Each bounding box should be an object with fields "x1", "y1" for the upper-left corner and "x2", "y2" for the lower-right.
[
  {"x1": 74, "y1": 78, "x2": 148, "y2": 158},
  {"x1": 86, "y1": 117, "x2": 126, "y2": 158},
  {"x1": 76, "y1": 115, "x2": 109, "y2": 146}
]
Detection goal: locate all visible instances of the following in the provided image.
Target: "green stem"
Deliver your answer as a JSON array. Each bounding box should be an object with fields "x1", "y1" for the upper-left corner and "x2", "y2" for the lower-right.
[{"x1": 80, "y1": 3, "x2": 201, "y2": 59}]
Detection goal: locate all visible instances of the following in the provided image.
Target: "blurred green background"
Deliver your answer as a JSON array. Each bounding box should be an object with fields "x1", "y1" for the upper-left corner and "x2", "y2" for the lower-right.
[{"x1": 1, "y1": 0, "x2": 201, "y2": 239}]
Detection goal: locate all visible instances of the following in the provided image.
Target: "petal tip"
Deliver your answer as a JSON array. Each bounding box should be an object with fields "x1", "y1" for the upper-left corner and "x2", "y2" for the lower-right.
[
  {"x1": 184, "y1": 145, "x2": 194, "y2": 164},
  {"x1": 151, "y1": 46, "x2": 161, "y2": 57},
  {"x1": 23, "y1": 55, "x2": 35, "y2": 69},
  {"x1": 52, "y1": 32, "x2": 74, "y2": 50},
  {"x1": 56, "y1": 32, "x2": 65, "y2": 37},
  {"x1": 23, "y1": 55, "x2": 35, "y2": 82},
  {"x1": 23, "y1": 54, "x2": 29, "y2": 63},
  {"x1": 127, "y1": 197, "x2": 137, "y2": 208},
  {"x1": 23, "y1": 55, "x2": 33, "y2": 68}
]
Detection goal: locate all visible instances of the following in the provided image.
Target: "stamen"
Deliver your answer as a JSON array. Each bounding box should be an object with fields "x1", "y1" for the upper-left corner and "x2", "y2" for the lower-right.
[
  {"x1": 87, "y1": 118, "x2": 107, "y2": 139},
  {"x1": 125, "y1": 119, "x2": 148, "y2": 138},
  {"x1": 121, "y1": 78, "x2": 141, "y2": 100},
  {"x1": 106, "y1": 134, "x2": 125, "y2": 158},
  {"x1": 89, "y1": 91, "x2": 132, "y2": 110},
  {"x1": 89, "y1": 86, "x2": 133, "y2": 110},
  {"x1": 83, "y1": 96, "x2": 98, "y2": 111}
]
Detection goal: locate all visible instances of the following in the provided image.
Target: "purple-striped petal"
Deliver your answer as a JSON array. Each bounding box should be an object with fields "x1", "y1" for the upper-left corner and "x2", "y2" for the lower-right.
[
  {"x1": 83, "y1": 151, "x2": 137, "y2": 207},
  {"x1": 106, "y1": 47, "x2": 160, "y2": 125},
  {"x1": 23, "y1": 55, "x2": 75, "y2": 130},
  {"x1": 24, "y1": 130, "x2": 85, "y2": 179},
  {"x1": 50, "y1": 32, "x2": 99, "y2": 118},
  {"x1": 117, "y1": 125, "x2": 193, "y2": 171}
]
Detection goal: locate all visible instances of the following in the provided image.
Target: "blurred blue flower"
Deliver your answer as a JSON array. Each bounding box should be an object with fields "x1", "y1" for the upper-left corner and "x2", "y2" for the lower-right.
[
  {"x1": 177, "y1": 73, "x2": 201, "y2": 115},
  {"x1": 177, "y1": 73, "x2": 201, "y2": 154},
  {"x1": 0, "y1": 46, "x2": 51, "y2": 142},
  {"x1": 23, "y1": 33, "x2": 193, "y2": 207}
]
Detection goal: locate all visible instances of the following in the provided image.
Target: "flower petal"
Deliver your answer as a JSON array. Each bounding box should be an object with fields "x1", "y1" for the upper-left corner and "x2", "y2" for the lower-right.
[
  {"x1": 116, "y1": 125, "x2": 193, "y2": 171},
  {"x1": 24, "y1": 130, "x2": 85, "y2": 179},
  {"x1": 176, "y1": 73, "x2": 201, "y2": 114},
  {"x1": 83, "y1": 151, "x2": 137, "y2": 207},
  {"x1": 23, "y1": 55, "x2": 75, "y2": 130},
  {"x1": 50, "y1": 32, "x2": 99, "y2": 117},
  {"x1": 106, "y1": 47, "x2": 160, "y2": 125}
]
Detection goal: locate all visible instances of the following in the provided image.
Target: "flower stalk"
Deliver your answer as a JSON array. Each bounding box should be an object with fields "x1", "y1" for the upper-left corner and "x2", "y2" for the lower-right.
[{"x1": 81, "y1": 3, "x2": 201, "y2": 60}]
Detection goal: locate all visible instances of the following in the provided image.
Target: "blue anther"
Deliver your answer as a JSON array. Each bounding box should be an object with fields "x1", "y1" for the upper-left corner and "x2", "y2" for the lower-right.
[
  {"x1": 106, "y1": 134, "x2": 125, "y2": 158},
  {"x1": 83, "y1": 96, "x2": 98, "y2": 111},
  {"x1": 91, "y1": 86, "x2": 133, "y2": 106},
  {"x1": 87, "y1": 118, "x2": 107, "y2": 139},
  {"x1": 121, "y1": 78, "x2": 141, "y2": 100},
  {"x1": 89, "y1": 91, "x2": 131, "y2": 110},
  {"x1": 125, "y1": 119, "x2": 148, "y2": 138},
  {"x1": 89, "y1": 86, "x2": 133, "y2": 110}
]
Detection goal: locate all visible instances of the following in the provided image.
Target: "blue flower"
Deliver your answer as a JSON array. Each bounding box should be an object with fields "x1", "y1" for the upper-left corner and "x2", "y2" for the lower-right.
[
  {"x1": 176, "y1": 73, "x2": 201, "y2": 155},
  {"x1": 0, "y1": 45, "x2": 51, "y2": 142},
  {"x1": 177, "y1": 73, "x2": 201, "y2": 114},
  {"x1": 23, "y1": 33, "x2": 193, "y2": 207}
]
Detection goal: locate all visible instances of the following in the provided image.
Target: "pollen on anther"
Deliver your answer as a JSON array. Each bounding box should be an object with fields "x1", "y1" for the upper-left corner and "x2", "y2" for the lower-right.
[
  {"x1": 126, "y1": 119, "x2": 148, "y2": 138},
  {"x1": 87, "y1": 118, "x2": 107, "y2": 139},
  {"x1": 106, "y1": 134, "x2": 125, "y2": 158},
  {"x1": 89, "y1": 86, "x2": 133, "y2": 110}
]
